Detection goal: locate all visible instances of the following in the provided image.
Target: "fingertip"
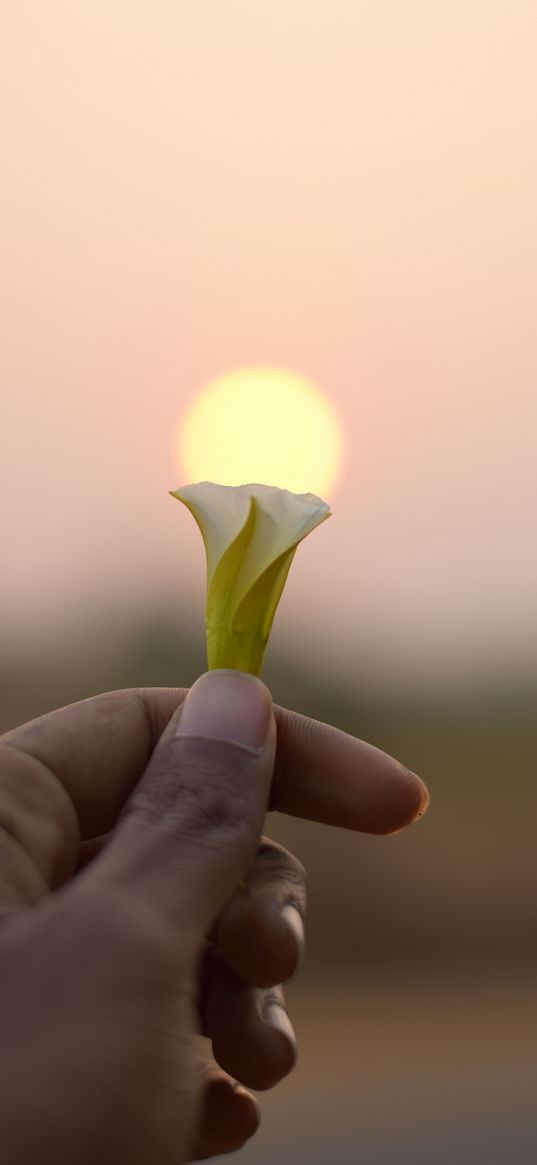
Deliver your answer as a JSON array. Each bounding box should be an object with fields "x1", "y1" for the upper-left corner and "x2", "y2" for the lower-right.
[
  {"x1": 271, "y1": 711, "x2": 430, "y2": 836},
  {"x1": 206, "y1": 963, "x2": 297, "y2": 1092},
  {"x1": 194, "y1": 1076, "x2": 261, "y2": 1159},
  {"x1": 279, "y1": 904, "x2": 305, "y2": 972},
  {"x1": 417, "y1": 776, "x2": 430, "y2": 816},
  {"x1": 374, "y1": 768, "x2": 430, "y2": 835},
  {"x1": 232, "y1": 1085, "x2": 261, "y2": 1138},
  {"x1": 218, "y1": 895, "x2": 303, "y2": 987},
  {"x1": 233, "y1": 1008, "x2": 296, "y2": 1092},
  {"x1": 261, "y1": 1000, "x2": 298, "y2": 1082}
]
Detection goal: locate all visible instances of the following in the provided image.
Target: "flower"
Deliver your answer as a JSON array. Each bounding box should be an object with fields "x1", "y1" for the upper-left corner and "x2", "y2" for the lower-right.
[{"x1": 171, "y1": 481, "x2": 331, "y2": 675}]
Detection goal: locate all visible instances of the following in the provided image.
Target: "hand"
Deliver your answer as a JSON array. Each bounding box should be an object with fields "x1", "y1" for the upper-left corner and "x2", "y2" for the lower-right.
[{"x1": 0, "y1": 670, "x2": 428, "y2": 1164}]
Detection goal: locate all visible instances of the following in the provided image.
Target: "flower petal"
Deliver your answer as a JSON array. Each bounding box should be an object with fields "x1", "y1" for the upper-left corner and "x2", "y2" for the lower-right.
[{"x1": 171, "y1": 482, "x2": 331, "y2": 674}]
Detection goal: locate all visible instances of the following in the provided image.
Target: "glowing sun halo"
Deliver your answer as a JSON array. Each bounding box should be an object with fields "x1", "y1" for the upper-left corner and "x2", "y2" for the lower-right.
[{"x1": 176, "y1": 367, "x2": 346, "y2": 499}]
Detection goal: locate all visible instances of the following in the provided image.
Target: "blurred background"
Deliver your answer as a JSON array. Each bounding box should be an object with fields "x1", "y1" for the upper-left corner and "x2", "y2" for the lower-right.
[{"x1": 1, "y1": 2, "x2": 537, "y2": 1161}]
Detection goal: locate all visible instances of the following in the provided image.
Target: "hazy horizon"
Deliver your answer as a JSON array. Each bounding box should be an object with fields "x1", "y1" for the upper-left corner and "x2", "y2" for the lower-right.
[{"x1": 2, "y1": 2, "x2": 536, "y2": 685}]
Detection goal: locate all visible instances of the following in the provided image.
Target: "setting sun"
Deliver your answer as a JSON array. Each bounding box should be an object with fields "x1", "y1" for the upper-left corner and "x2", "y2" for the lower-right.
[{"x1": 175, "y1": 367, "x2": 346, "y2": 498}]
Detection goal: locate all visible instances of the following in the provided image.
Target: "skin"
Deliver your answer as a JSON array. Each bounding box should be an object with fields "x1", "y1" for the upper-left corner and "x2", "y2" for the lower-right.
[{"x1": 0, "y1": 681, "x2": 428, "y2": 1164}]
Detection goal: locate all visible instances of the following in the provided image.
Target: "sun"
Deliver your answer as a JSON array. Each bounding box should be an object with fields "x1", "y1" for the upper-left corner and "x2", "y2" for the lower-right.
[{"x1": 175, "y1": 367, "x2": 346, "y2": 498}]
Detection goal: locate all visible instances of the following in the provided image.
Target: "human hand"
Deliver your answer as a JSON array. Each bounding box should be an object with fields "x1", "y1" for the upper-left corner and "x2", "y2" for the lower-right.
[{"x1": 0, "y1": 670, "x2": 428, "y2": 1164}]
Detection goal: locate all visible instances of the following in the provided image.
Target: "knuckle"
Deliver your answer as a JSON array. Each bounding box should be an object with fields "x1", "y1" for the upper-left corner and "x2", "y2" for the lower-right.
[
  {"x1": 255, "y1": 839, "x2": 307, "y2": 901},
  {"x1": 0, "y1": 744, "x2": 79, "y2": 883}
]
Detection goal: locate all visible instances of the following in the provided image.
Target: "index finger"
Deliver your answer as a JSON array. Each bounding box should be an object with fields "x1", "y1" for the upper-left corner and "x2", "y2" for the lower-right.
[{"x1": 1, "y1": 687, "x2": 428, "y2": 840}]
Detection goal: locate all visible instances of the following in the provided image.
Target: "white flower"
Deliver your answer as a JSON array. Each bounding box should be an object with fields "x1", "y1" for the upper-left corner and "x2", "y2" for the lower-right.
[{"x1": 171, "y1": 481, "x2": 331, "y2": 674}]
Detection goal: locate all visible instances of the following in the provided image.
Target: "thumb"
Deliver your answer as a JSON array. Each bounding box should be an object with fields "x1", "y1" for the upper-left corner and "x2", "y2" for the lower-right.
[{"x1": 85, "y1": 670, "x2": 276, "y2": 950}]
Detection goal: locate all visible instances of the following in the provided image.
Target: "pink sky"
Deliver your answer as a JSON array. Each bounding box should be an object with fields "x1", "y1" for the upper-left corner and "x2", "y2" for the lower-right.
[{"x1": 1, "y1": 2, "x2": 536, "y2": 683}]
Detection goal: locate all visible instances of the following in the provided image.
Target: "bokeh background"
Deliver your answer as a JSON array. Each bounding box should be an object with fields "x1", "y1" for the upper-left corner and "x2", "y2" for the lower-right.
[{"x1": 2, "y1": 3, "x2": 537, "y2": 1161}]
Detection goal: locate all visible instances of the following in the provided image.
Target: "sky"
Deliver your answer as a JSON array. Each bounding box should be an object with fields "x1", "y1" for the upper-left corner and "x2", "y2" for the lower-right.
[{"x1": 1, "y1": 1, "x2": 536, "y2": 685}]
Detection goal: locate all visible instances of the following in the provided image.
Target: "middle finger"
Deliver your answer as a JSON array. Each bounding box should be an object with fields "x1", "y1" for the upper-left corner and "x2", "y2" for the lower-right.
[
  {"x1": 216, "y1": 837, "x2": 306, "y2": 988},
  {"x1": 203, "y1": 954, "x2": 297, "y2": 1091}
]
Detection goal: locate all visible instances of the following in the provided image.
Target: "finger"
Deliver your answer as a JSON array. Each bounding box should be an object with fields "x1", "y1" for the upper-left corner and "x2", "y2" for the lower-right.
[
  {"x1": 0, "y1": 742, "x2": 79, "y2": 917},
  {"x1": 0, "y1": 826, "x2": 49, "y2": 921},
  {"x1": 190, "y1": 1065, "x2": 260, "y2": 1160},
  {"x1": 85, "y1": 671, "x2": 277, "y2": 947},
  {"x1": 271, "y1": 705, "x2": 429, "y2": 833},
  {"x1": 216, "y1": 838, "x2": 306, "y2": 988},
  {"x1": 204, "y1": 958, "x2": 297, "y2": 1091},
  {"x1": 0, "y1": 688, "x2": 182, "y2": 840},
  {"x1": 1, "y1": 683, "x2": 426, "y2": 855}
]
